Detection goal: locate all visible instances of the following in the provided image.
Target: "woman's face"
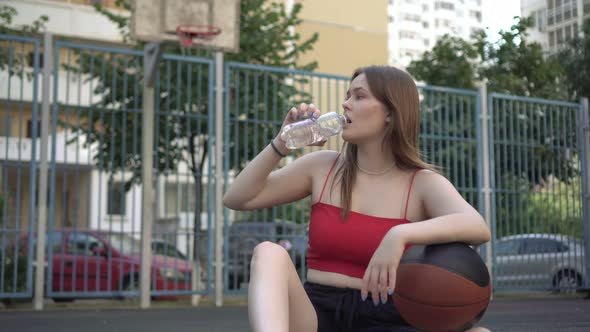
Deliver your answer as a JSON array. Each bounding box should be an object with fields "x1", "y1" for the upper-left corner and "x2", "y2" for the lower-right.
[{"x1": 341, "y1": 73, "x2": 389, "y2": 144}]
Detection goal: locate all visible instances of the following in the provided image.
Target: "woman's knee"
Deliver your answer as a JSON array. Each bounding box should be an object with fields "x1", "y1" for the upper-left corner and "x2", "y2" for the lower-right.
[{"x1": 251, "y1": 241, "x2": 290, "y2": 266}]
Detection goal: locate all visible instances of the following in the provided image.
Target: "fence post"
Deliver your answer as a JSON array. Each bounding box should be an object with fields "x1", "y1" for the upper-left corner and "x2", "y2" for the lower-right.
[
  {"x1": 579, "y1": 97, "x2": 590, "y2": 290},
  {"x1": 34, "y1": 31, "x2": 52, "y2": 311},
  {"x1": 139, "y1": 42, "x2": 161, "y2": 309},
  {"x1": 479, "y1": 82, "x2": 493, "y2": 278},
  {"x1": 214, "y1": 51, "x2": 224, "y2": 307}
]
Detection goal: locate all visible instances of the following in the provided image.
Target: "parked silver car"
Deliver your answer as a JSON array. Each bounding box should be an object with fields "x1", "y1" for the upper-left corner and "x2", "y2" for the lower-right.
[{"x1": 494, "y1": 233, "x2": 586, "y2": 291}]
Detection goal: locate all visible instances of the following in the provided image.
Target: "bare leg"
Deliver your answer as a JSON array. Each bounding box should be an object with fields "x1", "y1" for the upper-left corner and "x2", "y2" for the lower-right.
[{"x1": 248, "y1": 241, "x2": 318, "y2": 332}]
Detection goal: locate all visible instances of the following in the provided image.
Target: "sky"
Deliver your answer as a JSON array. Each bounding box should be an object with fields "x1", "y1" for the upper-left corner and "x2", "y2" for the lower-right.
[{"x1": 481, "y1": 0, "x2": 522, "y2": 39}]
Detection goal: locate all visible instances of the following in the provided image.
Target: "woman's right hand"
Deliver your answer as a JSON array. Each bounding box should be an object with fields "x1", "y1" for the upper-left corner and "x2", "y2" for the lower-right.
[{"x1": 276, "y1": 103, "x2": 326, "y2": 147}]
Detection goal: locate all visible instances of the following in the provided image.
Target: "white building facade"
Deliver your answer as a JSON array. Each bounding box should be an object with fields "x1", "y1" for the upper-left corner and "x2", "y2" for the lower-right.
[
  {"x1": 388, "y1": 0, "x2": 484, "y2": 68},
  {"x1": 521, "y1": 0, "x2": 590, "y2": 53}
]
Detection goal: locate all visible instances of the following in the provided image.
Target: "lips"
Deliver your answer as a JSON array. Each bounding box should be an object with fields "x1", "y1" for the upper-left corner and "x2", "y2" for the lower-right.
[{"x1": 344, "y1": 114, "x2": 352, "y2": 124}]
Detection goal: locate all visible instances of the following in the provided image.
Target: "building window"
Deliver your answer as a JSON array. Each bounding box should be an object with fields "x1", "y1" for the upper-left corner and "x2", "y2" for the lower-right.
[
  {"x1": 26, "y1": 120, "x2": 41, "y2": 138},
  {"x1": 0, "y1": 115, "x2": 10, "y2": 137},
  {"x1": 404, "y1": 14, "x2": 421, "y2": 22},
  {"x1": 549, "y1": 31, "x2": 555, "y2": 47},
  {"x1": 435, "y1": 1, "x2": 455, "y2": 10},
  {"x1": 533, "y1": 10, "x2": 546, "y2": 31},
  {"x1": 555, "y1": 11, "x2": 562, "y2": 23},
  {"x1": 389, "y1": 15, "x2": 394, "y2": 23},
  {"x1": 164, "y1": 182, "x2": 200, "y2": 214},
  {"x1": 565, "y1": 24, "x2": 573, "y2": 41},
  {"x1": 585, "y1": 0, "x2": 590, "y2": 14},
  {"x1": 107, "y1": 180, "x2": 126, "y2": 216},
  {"x1": 469, "y1": 10, "x2": 482, "y2": 22},
  {"x1": 423, "y1": 22, "x2": 429, "y2": 29},
  {"x1": 556, "y1": 27, "x2": 564, "y2": 45},
  {"x1": 27, "y1": 52, "x2": 44, "y2": 69}
]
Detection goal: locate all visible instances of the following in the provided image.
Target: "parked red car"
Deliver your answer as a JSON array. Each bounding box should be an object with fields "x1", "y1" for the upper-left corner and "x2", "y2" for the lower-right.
[{"x1": 13, "y1": 228, "x2": 195, "y2": 300}]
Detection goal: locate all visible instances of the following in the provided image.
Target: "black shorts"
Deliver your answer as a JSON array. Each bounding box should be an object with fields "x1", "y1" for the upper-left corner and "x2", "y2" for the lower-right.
[{"x1": 304, "y1": 282, "x2": 419, "y2": 332}]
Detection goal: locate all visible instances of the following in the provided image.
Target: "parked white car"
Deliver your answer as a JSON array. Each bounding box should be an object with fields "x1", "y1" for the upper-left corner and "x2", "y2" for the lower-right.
[{"x1": 494, "y1": 233, "x2": 586, "y2": 291}]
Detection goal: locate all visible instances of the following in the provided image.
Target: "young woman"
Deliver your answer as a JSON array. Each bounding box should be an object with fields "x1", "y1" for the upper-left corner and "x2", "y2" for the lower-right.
[{"x1": 223, "y1": 65, "x2": 492, "y2": 332}]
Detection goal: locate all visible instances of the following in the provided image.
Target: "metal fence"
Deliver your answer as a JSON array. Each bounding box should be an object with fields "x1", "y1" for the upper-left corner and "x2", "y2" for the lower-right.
[
  {"x1": 488, "y1": 94, "x2": 589, "y2": 292},
  {"x1": 0, "y1": 34, "x2": 589, "y2": 307},
  {"x1": 0, "y1": 34, "x2": 40, "y2": 300}
]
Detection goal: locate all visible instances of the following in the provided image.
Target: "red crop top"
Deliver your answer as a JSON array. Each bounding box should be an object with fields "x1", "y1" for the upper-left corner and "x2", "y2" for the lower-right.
[{"x1": 306, "y1": 154, "x2": 420, "y2": 279}]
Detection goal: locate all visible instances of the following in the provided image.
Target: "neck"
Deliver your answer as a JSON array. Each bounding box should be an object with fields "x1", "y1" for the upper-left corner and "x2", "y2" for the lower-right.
[{"x1": 354, "y1": 141, "x2": 396, "y2": 175}]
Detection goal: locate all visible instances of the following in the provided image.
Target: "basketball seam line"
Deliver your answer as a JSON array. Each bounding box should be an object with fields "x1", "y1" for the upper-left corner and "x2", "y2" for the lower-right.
[{"x1": 400, "y1": 261, "x2": 490, "y2": 288}]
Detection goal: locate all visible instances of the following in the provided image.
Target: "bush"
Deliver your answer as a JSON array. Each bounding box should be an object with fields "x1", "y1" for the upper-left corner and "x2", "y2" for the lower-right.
[
  {"x1": 495, "y1": 174, "x2": 582, "y2": 237},
  {"x1": 2, "y1": 253, "x2": 28, "y2": 293}
]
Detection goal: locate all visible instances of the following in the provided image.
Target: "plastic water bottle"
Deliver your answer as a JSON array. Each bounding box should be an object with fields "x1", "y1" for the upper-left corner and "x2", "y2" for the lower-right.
[{"x1": 280, "y1": 112, "x2": 346, "y2": 149}]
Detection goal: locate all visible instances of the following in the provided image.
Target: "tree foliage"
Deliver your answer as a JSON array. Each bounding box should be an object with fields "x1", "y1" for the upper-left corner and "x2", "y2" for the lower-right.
[
  {"x1": 558, "y1": 20, "x2": 590, "y2": 100},
  {"x1": 409, "y1": 17, "x2": 566, "y2": 99},
  {"x1": 407, "y1": 35, "x2": 479, "y2": 90}
]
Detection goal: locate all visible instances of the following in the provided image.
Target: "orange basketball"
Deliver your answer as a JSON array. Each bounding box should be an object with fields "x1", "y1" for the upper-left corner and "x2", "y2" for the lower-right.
[{"x1": 393, "y1": 243, "x2": 492, "y2": 332}]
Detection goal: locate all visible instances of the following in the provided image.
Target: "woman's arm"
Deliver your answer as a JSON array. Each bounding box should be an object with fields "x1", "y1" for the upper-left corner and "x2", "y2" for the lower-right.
[
  {"x1": 223, "y1": 103, "x2": 334, "y2": 211},
  {"x1": 223, "y1": 140, "x2": 328, "y2": 210},
  {"x1": 362, "y1": 170, "x2": 491, "y2": 304},
  {"x1": 395, "y1": 170, "x2": 491, "y2": 246}
]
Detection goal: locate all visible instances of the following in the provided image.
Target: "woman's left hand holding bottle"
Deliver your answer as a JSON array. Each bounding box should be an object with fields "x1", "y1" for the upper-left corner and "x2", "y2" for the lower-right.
[{"x1": 274, "y1": 103, "x2": 326, "y2": 150}]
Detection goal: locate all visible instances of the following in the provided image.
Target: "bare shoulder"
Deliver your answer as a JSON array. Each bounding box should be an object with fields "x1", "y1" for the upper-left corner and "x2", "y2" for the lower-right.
[
  {"x1": 411, "y1": 169, "x2": 457, "y2": 197},
  {"x1": 412, "y1": 169, "x2": 481, "y2": 218},
  {"x1": 296, "y1": 149, "x2": 340, "y2": 169}
]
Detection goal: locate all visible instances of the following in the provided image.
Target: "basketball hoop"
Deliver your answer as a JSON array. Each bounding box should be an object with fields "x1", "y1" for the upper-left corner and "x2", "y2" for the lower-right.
[{"x1": 176, "y1": 24, "x2": 222, "y2": 48}]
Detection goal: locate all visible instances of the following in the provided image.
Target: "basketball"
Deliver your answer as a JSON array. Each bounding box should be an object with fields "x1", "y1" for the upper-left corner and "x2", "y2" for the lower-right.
[{"x1": 392, "y1": 242, "x2": 491, "y2": 332}]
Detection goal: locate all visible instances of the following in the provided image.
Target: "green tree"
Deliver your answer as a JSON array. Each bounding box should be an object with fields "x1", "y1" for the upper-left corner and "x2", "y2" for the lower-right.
[
  {"x1": 558, "y1": 20, "x2": 590, "y2": 100},
  {"x1": 408, "y1": 17, "x2": 566, "y2": 98},
  {"x1": 477, "y1": 17, "x2": 566, "y2": 99},
  {"x1": 407, "y1": 34, "x2": 479, "y2": 90}
]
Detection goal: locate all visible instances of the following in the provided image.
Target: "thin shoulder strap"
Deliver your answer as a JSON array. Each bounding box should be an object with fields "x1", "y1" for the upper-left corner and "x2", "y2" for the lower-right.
[
  {"x1": 404, "y1": 169, "x2": 421, "y2": 220},
  {"x1": 318, "y1": 153, "x2": 341, "y2": 203}
]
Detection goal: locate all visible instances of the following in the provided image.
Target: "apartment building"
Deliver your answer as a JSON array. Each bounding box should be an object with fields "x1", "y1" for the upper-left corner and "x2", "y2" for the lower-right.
[
  {"x1": 522, "y1": 0, "x2": 590, "y2": 52},
  {"x1": 388, "y1": 0, "x2": 485, "y2": 68}
]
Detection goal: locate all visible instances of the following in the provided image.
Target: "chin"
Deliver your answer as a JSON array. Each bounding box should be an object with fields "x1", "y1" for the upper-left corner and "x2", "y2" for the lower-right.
[{"x1": 341, "y1": 133, "x2": 360, "y2": 145}]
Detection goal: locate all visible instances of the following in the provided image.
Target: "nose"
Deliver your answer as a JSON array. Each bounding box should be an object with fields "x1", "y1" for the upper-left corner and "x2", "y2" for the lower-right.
[{"x1": 342, "y1": 97, "x2": 351, "y2": 111}]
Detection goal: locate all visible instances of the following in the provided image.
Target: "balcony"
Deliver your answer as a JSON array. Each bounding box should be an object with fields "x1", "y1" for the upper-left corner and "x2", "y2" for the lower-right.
[
  {"x1": 0, "y1": 132, "x2": 94, "y2": 166},
  {"x1": 7, "y1": 0, "x2": 125, "y2": 43}
]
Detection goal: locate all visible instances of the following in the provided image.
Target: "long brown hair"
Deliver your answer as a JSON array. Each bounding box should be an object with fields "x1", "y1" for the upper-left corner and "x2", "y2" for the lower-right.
[{"x1": 332, "y1": 66, "x2": 435, "y2": 220}]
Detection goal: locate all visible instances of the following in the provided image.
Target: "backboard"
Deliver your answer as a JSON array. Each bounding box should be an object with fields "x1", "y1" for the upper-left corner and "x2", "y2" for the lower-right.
[{"x1": 131, "y1": 0, "x2": 240, "y2": 53}]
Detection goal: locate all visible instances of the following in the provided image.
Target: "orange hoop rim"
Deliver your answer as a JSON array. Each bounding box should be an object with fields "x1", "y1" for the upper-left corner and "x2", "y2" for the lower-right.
[{"x1": 176, "y1": 24, "x2": 222, "y2": 47}]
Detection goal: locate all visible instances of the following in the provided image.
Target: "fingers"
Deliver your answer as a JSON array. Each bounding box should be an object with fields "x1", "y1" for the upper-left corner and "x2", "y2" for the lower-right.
[
  {"x1": 287, "y1": 103, "x2": 320, "y2": 122},
  {"x1": 362, "y1": 266, "x2": 381, "y2": 306},
  {"x1": 379, "y1": 268, "x2": 388, "y2": 304},
  {"x1": 388, "y1": 265, "x2": 396, "y2": 297},
  {"x1": 362, "y1": 263, "x2": 395, "y2": 306},
  {"x1": 361, "y1": 269, "x2": 370, "y2": 302}
]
